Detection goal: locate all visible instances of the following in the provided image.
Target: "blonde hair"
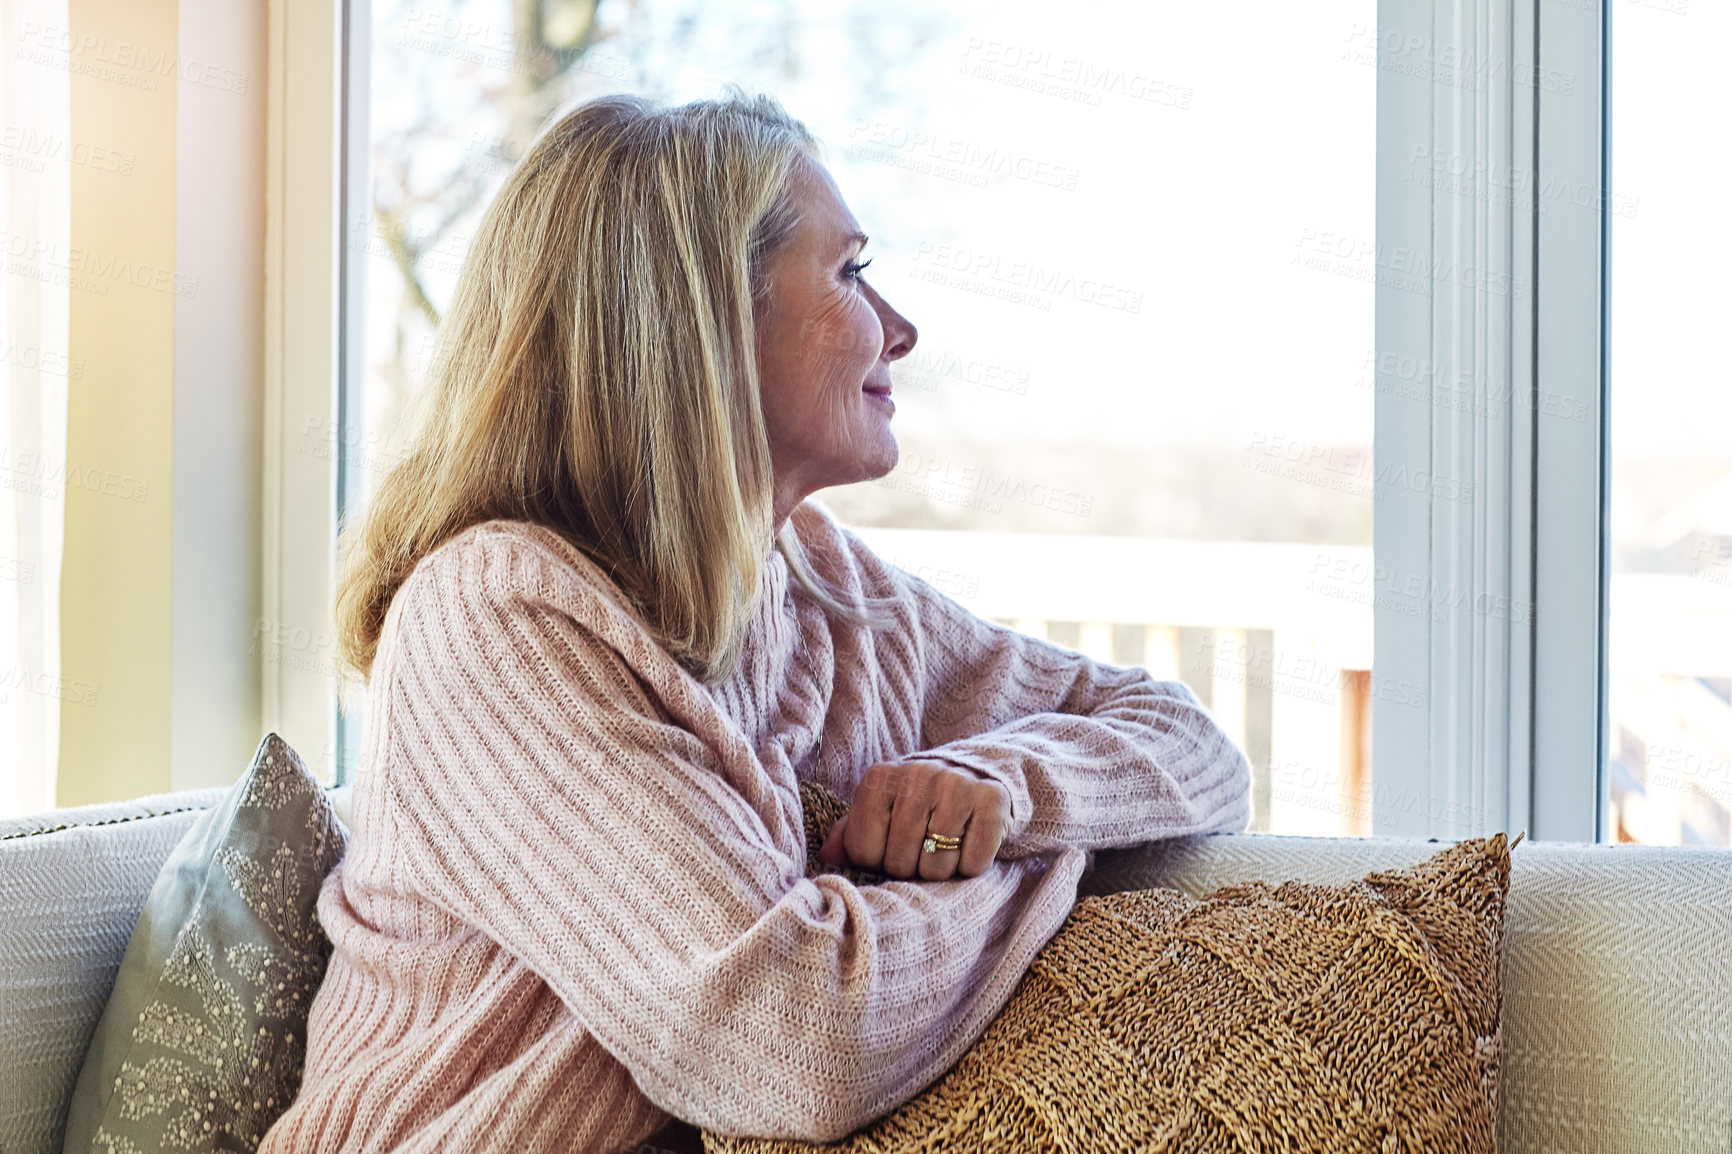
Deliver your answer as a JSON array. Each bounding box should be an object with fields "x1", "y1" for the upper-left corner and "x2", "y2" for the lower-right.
[{"x1": 335, "y1": 91, "x2": 898, "y2": 687}]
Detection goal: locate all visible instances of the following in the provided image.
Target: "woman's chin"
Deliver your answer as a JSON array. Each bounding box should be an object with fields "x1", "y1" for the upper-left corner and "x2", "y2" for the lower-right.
[
  {"x1": 861, "y1": 433, "x2": 899, "y2": 481},
  {"x1": 818, "y1": 427, "x2": 899, "y2": 489}
]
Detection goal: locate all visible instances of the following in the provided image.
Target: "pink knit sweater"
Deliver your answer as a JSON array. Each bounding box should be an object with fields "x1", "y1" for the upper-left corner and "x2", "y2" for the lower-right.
[{"x1": 259, "y1": 501, "x2": 1250, "y2": 1153}]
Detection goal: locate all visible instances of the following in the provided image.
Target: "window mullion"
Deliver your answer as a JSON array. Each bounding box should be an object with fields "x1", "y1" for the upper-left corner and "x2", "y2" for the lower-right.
[
  {"x1": 1373, "y1": 0, "x2": 1534, "y2": 839},
  {"x1": 262, "y1": 0, "x2": 344, "y2": 781},
  {"x1": 1528, "y1": 0, "x2": 1607, "y2": 842}
]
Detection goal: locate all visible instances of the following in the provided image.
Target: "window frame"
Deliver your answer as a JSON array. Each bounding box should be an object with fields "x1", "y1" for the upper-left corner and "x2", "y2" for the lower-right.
[
  {"x1": 1529, "y1": 0, "x2": 1610, "y2": 843},
  {"x1": 1371, "y1": 0, "x2": 1606, "y2": 843},
  {"x1": 263, "y1": 0, "x2": 345, "y2": 782},
  {"x1": 333, "y1": 0, "x2": 371, "y2": 787}
]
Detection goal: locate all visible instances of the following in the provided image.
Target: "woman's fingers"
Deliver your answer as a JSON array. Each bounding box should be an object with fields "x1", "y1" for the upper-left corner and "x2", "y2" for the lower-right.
[
  {"x1": 916, "y1": 776, "x2": 970, "y2": 882},
  {"x1": 957, "y1": 780, "x2": 1010, "y2": 877},
  {"x1": 830, "y1": 761, "x2": 1012, "y2": 880},
  {"x1": 883, "y1": 769, "x2": 940, "y2": 878},
  {"x1": 816, "y1": 813, "x2": 850, "y2": 866},
  {"x1": 839, "y1": 762, "x2": 900, "y2": 872}
]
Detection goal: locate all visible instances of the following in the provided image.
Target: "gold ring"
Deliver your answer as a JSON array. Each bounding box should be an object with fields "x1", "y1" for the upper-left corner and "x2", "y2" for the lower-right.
[{"x1": 922, "y1": 832, "x2": 963, "y2": 854}]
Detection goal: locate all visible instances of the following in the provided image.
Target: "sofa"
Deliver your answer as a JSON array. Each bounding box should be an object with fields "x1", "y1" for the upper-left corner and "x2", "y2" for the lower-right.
[{"x1": 3, "y1": 786, "x2": 1729, "y2": 1154}]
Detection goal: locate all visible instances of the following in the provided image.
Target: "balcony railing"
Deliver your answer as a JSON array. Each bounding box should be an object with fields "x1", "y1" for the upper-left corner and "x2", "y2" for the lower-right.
[
  {"x1": 854, "y1": 527, "x2": 1732, "y2": 844},
  {"x1": 853, "y1": 528, "x2": 1375, "y2": 837}
]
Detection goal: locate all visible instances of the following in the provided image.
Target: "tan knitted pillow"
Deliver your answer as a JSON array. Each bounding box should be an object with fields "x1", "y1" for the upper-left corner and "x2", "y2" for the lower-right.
[{"x1": 703, "y1": 780, "x2": 1514, "y2": 1154}]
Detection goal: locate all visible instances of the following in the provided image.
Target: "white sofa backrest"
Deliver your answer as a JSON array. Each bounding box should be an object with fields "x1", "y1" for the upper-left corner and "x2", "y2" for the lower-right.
[
  {"x1": 1, "y1": 789, "x2": 228, "y2": 1153},
  {"x1": 4, "y1": 791, "x2": 1729, "y2": 1154}
]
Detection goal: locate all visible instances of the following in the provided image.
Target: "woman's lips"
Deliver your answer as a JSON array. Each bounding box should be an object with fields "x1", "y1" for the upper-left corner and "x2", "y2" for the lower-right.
[{"x1": 863, "y1": 386, "x2": 894, "y2": 410}]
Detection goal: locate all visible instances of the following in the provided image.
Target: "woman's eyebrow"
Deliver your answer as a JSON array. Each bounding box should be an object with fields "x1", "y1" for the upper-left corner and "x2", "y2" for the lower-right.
[{"x1": 843, "y1": 231, "x2": 869, "y2": 254}]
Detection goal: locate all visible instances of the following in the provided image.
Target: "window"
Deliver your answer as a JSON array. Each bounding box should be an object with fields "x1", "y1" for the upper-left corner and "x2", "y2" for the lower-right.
[
  {"x1": 1604, "y1": 0, "x2": 1732, "y2": 846},
  {"x1": 344, "y1": 0, "x2": 1379, "y2": 836},
  {"x1": 332, "y1": 0, "x2": 1716, "y2": 846}
]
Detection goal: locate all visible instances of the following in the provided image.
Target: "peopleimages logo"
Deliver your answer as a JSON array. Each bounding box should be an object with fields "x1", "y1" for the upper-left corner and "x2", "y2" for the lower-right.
[
  {"x1": 957, "y1": 38, "x2": 1195, "y2": 110},
  {"x1": 14, "y1": 21, "x2": 250, "y2": 93},
  {"x1": 846, "y1": 120, "x2": 1082, "y2": 191},
  {"x1": 0, "y1": 338, "x2": 84, "y2": 379},
  {"x1": 1341, "y1": 24, "x2": 1575, "y2": 94},
  {"x1": 1355, "y1": 349, "x2": 1591, "y2": 424},
  {"x1": 1269, "y1": 759, "x2": 1491, "y2": 831},
  {"x1": 398, "y1": 8, "x2": 632, "y2": 79},
  {"x1": 0, "y1": 125, "x2": 135, "y2": 175},
  {"x1": 886, "y1": 451, "x2": 1093, "y2": 518},
  {"x1": 1198, "y1": 636, "x2": 1427, "y2": 710},
  {"x1": 1305, "y1": 552, "x2": 1533, "y2": 626},
  {"x1": 1293, "y1": 228, "x2": 1528, "y2": 298},
  {"x1": 0, "y1": 665, "x2": 100, "y2": 707},
  {"x1": 0, "y1": 447, "x2": 150, "y2": 503},
  {"x1": 910, "y1": 242, "x2": 1143, "y2": 314},
  {"x1": 1689, "y1": 538, "x2": 1732, "y2": 588},
  {"x1": 251, "y1": 618, "x2": 341, "y2": 679},
  {"x1": 879, "y1": 555, "x2": 981, "y2": 601},
  {"x1": 1243, "y1": 432, "x2": 1475, "y2": 503},
  {"x1": 892, "y1": 348, "x2": 1031, "y2": 397},
  {"x1": 0, "y1": 228, "x2": 200, "y2": 299},
  {"x1": 1404, "y1": 145, "x2": 1641, "y2": 220}
]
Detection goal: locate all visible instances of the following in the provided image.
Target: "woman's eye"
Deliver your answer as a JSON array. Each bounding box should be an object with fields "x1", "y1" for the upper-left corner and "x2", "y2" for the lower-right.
[{"x1": 842, "y1": 258, "x2": 872, "y2": 283}]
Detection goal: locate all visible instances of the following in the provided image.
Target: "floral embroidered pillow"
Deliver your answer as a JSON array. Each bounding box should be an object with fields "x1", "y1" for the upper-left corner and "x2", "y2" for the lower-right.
[{"x1": 61, "y1": 734, "x2": 346, "y2": 1154}]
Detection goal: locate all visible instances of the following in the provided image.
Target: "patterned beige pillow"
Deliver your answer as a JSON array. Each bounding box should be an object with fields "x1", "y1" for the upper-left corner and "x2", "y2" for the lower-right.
[
  {"x1": 61, "y1": 734, "x2": 345, "y2": 1154},
  {"x1": 706, "y1": 782, "x2": 1513, "y2": 1154}
]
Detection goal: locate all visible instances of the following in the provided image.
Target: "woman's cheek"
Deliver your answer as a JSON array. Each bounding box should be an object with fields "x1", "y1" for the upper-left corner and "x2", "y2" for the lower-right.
[{"x1": 842, "y1": 297, "x2": 883, "y2": 375}]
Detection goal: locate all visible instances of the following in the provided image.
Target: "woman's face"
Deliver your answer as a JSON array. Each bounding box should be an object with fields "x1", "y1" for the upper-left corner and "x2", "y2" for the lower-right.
[{"x1": 755, "y1": 155, "x2": 917, "y2": 526}]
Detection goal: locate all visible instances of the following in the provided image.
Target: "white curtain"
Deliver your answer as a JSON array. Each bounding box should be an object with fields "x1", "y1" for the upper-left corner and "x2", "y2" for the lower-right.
[{"x1": 0, "y1": 0, "x2": 70, "y2": 818}]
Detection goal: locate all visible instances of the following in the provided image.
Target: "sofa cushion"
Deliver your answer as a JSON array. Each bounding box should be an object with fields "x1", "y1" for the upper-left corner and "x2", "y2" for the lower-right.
[
  {"x1": 0, "y1": 788, "x2": 227, "y2": 1154},
  {"x1": 60, "y1": 734, "x2": 345, "y2": 1154}
]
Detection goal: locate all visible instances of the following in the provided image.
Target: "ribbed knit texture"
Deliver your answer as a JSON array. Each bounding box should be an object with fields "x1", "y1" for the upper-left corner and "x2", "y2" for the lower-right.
[{"x1": 256, "y1": 500, "x2": 1251, "y2": 1154}]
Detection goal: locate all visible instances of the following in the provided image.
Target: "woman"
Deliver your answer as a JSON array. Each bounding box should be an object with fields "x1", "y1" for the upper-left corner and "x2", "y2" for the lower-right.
[{"x1": 260, "y1": 92, "x2": 1250, "y2": 1153}]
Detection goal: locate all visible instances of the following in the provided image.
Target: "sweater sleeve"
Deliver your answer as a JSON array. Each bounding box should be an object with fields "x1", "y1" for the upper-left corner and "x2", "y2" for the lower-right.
[
  {"x1": 376, "y1": 538, "x2": 1083, "y2": 1144},
  {"x1": 852, "y1": 536, "x2": 1252, "y2": 859}
]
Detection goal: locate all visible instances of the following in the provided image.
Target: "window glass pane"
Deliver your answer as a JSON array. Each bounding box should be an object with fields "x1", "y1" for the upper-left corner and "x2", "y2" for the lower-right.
[
  {"x1": 1606, "y1": 3, "x2": 1732, "y2": 846},
  {"x1": 355, "y1": 0, "x2": 1376, "y2": 835}
]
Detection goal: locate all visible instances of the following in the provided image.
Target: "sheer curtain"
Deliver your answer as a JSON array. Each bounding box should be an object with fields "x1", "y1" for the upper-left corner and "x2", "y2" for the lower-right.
[{"x1": 0, "y1": 0, "x2": 70, "y2": 818}]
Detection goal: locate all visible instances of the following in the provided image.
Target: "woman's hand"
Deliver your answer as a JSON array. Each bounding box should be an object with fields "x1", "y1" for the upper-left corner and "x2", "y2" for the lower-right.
[{"x1": 816, "y1": 760, "x2": 1012, "y2": 881}]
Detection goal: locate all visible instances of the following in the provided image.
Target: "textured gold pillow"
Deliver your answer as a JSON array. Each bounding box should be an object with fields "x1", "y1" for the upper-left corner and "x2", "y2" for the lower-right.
[{"x1": 705, "y1": 781, "x2": 1513, "y2": 1154}]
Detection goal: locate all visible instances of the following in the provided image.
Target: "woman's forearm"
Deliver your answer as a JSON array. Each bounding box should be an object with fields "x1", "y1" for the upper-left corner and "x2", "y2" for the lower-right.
[
  {"x1": 849, "y1": 529, "x2": 1252, "y2": 855},
  {"x1": 890, "y1": 671, "x2": 1252, "y2": 857}
]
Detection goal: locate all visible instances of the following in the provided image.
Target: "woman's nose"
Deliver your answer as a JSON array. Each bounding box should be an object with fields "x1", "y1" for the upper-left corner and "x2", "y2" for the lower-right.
[{"x1": 873, "y1": 291, "x2": 917, "y2": 362}]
